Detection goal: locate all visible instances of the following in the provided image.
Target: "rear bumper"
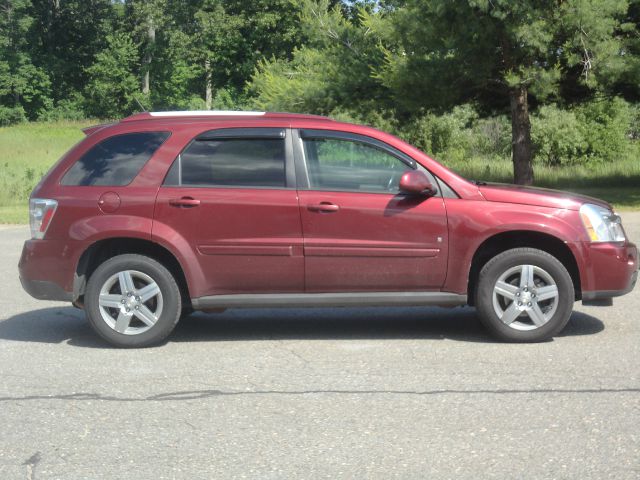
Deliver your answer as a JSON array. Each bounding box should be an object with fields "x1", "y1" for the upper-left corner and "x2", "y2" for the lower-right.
[
  {"x1": 19, "y1": 239, "x2": 74, "y2": 301},
  {"x1": 580, "y1": 241, "x2": 638, "y2": 302},
  {"x1": 19, "y1": 277, "x2": 72, "y2": 301}
]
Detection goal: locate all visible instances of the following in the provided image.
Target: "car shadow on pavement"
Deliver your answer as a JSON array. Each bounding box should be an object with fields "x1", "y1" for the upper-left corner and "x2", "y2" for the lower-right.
[{"x1": 0, "y1": 305, "x2": 605, "y2": 348}]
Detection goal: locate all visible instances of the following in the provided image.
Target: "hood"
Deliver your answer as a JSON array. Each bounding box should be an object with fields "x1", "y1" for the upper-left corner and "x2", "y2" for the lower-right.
[{"x1": 477, "y1": 183, "x2": 612, "y2": 211}]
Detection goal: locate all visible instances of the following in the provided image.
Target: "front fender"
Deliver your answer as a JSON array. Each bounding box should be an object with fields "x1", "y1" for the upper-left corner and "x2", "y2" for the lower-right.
[{"x1": 443, "y1": 199, "x2": 586, "y2": 294}]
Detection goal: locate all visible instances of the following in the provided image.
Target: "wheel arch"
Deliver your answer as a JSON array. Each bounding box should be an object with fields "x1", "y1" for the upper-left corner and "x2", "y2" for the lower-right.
[
  {"x1": 466, "y1": 230, "x2": 581, "y2": 305},
  {"x1": 74, "y1": 237, "x2": 191, "y2": 308}
]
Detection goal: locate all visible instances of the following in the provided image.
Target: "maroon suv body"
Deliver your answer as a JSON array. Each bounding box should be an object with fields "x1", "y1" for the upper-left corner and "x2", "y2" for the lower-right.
[{"x1": 19, "y1": 111, "x2": 638, "y2": 347}]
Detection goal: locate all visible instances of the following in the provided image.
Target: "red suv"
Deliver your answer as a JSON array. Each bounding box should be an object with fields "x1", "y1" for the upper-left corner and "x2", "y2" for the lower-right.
[{"x1": 19, "y1": 111, "x2": 638, "y2": 347}]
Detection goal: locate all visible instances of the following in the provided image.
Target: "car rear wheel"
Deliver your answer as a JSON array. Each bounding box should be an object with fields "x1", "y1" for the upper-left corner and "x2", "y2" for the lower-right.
[
  {"x1": 85, "y1": 254, "x2": 182, "y2": 348},
  {"x1": 475, "y1": 248, "x2": 574, "y2": 342}
]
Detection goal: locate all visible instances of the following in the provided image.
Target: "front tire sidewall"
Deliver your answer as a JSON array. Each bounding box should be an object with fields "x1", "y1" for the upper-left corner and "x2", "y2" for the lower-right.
[
  {"x1": 85, "y1": 254, "x2": 181, "y2": 348},
  {"x1": 476, "y1": 248, "x2": 574, "y2": 342}
]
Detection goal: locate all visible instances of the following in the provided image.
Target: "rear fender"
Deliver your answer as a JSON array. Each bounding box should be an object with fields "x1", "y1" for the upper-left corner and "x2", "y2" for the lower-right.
[{"x1": 151, "y1": 221, "x2": 207, "y2": 299}]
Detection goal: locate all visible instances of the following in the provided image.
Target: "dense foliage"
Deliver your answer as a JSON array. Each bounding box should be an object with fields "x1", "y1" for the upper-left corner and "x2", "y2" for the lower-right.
[{"x1": 1, "y1": 0, "x2": 638, "y2": 183}]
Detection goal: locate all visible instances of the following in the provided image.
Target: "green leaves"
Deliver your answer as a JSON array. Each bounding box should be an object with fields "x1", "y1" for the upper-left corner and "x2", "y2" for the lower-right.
[{"x1": 84, "y1": 33, "x2": 140, "y2": 119}]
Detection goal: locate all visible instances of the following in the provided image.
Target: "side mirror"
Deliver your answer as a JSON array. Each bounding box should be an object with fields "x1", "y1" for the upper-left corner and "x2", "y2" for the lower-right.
[{"x1": 399, "y1": 170, "x2": 436, "y2": 196}]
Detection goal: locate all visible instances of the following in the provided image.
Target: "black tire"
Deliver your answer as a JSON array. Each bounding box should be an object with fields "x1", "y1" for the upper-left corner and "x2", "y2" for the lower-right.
[
  {"x1": 85, "y1": 254, "x2": 182, "y2": 348},
  {"x1": 475, "y1": 247, "x2": 574, "y2": 342}
]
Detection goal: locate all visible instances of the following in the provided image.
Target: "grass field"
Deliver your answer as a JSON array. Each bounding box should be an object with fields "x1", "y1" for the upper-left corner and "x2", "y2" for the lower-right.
[
  {"x1": 0, "y1": 121, "x2": 90, "y2": 223},
  {"x1": 0, "y1": 121, "x2": 638, "y2": 224}
]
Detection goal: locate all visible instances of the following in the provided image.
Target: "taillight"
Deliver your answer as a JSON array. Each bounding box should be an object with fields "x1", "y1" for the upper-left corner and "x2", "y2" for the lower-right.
[{"x1": 29, "y1": 198, "x2": 58, "y2": 239}]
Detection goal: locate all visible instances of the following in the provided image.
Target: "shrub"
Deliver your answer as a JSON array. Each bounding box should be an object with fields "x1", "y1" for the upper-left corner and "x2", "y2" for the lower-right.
[
  {"x1": 574, "y1": 97, "x2": 634, "y2": 164},
  {"x1": 471, "y1": 116, "x2": 511, "y2": 158},
  {"x1": 531, "y1": 105, "x2": 585, "y2": 166},
  {"x1": 0, "y1": 106, "x2": 27, "y2": 126},
  {"x1": 398, "y1": 104, "x2": 479, "y2": 161},
  {"x1": 38, "y1": 93, "x2": 86, "y2": 122},
  {"x1": 531, "y1": 98, "x2": 636, "y2": 167}
]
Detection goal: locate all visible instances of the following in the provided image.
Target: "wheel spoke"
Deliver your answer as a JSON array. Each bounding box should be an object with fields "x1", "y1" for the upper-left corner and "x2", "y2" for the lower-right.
[
  {"x1": 138, "y1": 282, "x2": 160, "y2": 303},
  {"x1": 133, "y1": 305, "x2": 157, "y2": 327},
  {"x1": 114, "y1": 312, "x2": 131, "y2": 333},
  {"x1": 527, "y1": 302, "x2": 547, "y2": 327},
  {"x1": 536, "y1": 284, "x2": 558, "y2": 301},
  {"x1": 520, "y1": 264, "x2": 534, "y2": 287},
  {"x1": 118, "y1": 271, "x2": 135, "y2": 294},
  {"x1": 99, "y1": 294, "x2": 122, "y2": 309},
  {"x1": 500, "y1": 302, "x2": 522, "y2": 325},
  {"x1": 495, "y1": 281, "x2": 518, "y2": 300}
]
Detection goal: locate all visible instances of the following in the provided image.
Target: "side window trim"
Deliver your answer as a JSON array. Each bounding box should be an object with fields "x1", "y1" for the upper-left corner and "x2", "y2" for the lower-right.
[
  {"x1": 162, "y1": 127, "x2": 295, "y2": 189},
  {"x1": 196, "y1": 127, "x2": 286, "y2": 141},
  {"x1": 291, "y1": 128, "x2": 310, "y2": 189}
]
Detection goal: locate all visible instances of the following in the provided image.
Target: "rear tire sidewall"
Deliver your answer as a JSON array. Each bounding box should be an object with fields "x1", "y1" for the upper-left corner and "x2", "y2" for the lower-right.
[
  {"x1": 475, "y1": 248, "x2": 574, "y2": 342},
  {"x1": 85, "y1": 254, "x2": 181, "y2": 348}
]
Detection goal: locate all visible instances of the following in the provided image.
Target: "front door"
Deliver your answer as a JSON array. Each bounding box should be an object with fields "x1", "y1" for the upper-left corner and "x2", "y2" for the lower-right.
[
  {"x1": 154, "y1": 127, "x2": 303, "y2": 298},
  {"x1": 295, "y1": 130, "x2": 448, "y2": 293}
]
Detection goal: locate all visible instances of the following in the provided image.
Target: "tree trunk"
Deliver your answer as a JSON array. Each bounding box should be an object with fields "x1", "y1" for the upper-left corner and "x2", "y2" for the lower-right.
[
  {"x1": 142, "y1": 19, "x2": 155, "y2": 95},
  {"x1": 509, "y1": 86, "x2": 534, "y2": 185},
  {"x1": 205, "y1": 59, "x2": 212, "y2": 110}
]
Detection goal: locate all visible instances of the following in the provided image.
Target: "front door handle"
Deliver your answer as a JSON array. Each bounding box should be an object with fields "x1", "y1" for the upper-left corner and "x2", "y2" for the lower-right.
[
  {"x1": 169, "y1": 197, "x2": 201, "y2": 208},
  {"x1": 308, "y1": 202, "x2": 339, "y2": 213}
]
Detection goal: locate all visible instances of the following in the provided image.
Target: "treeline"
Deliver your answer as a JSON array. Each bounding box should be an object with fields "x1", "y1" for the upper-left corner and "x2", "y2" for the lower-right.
[{"x1": 1, "y1": 0, "x2": 639, "y2": 183}]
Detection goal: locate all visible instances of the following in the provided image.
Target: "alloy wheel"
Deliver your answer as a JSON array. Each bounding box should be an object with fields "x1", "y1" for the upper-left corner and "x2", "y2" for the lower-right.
[
  {"x1": 491, "y1": 264, "x2": 559, "y2": 331},
  {"x1": 97, "y1": 270, "x2": 163, "y2": 335}
]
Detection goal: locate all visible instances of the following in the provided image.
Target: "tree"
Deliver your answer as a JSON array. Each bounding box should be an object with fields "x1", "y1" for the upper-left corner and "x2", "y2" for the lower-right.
[
  {"x1": 251, "y1": 0, "x2": 388, "y2": 116},
  {"x1": 127, "y1": 0, "x2": 168, "y2": 97},
  {"x1": 84, "y1": 32, "x2": 139, "y2": 118},
  {"x1": 29, "y1": 0, "x2": 116, "y2": 101},
  {"x1": 0, "y1": 0, "x2": 52, "y2": 120},
  {"x1": 191, "y1": 0, "x2": 306, "y2": 109},
  {"x1": 376, "y1": 0, "x2": 629, "y2": 184}
]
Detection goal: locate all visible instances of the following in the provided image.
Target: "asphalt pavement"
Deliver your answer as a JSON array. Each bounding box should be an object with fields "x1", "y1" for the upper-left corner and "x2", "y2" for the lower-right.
[{"x1": 0, "y1": 214, "x2": 638, "y2": 479}]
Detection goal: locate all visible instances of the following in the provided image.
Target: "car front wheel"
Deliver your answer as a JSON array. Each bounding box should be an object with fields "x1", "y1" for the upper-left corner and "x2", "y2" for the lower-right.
[
  {"x1": 475, "y1": 248, "x2": 574, "y2": 342},
  {"x1": 85, "y1": 254, "x2": 182, "y2": 348}
]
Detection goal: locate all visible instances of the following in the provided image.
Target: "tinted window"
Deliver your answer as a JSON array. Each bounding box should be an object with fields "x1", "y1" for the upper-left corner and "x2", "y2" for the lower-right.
[
  {"x1": 303, "y1": 137, "x2": 407, "y2": 192},
  {"x1": 62, "y1": 132, "x2": 169, "y2": 186},
  {"x1": 178, "y1": 138, "x2": 286, "y2": 187}
]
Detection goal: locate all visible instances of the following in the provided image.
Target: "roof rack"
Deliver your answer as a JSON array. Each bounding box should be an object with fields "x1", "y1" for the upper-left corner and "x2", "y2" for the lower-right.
[
  {"x1": 121, "y1": 110, "x2": 333, "y2": 122},
  {"x1": 150, "y1": 110, "x2": 265, "y2": 117}
]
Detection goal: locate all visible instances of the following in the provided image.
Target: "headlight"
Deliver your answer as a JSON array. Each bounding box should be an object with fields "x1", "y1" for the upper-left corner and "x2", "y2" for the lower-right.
[{"x1": 579, "y1": 203, "x2": 626, "y2": 242}]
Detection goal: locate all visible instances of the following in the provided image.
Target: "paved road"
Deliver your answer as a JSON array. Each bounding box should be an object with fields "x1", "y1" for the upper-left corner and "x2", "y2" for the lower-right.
[{"x1": 0, "y1": 214, "x2": 638, "y2": 479}]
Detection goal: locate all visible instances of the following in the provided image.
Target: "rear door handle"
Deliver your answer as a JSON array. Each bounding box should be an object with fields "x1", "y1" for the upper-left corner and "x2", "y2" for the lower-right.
[
  {"x1": 308, "y1": 202, "x2": 339, "y2": 213},
  {"x1": 169, "y1": 197, "x2": 201, "y2": 208}
]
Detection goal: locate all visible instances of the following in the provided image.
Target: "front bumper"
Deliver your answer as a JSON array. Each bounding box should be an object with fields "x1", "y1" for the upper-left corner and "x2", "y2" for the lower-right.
[{"x1": 580, "y1": 240, "x2": 638, "y2": 303}]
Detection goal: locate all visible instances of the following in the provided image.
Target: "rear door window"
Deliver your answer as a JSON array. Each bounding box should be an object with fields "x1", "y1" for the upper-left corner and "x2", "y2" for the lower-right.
[
  {"x1": 61, "y1": 132, "x2": 169, "y2": 186},
  {"x1": 165, "y1": 133, "x2": 287, "y2": 188}
]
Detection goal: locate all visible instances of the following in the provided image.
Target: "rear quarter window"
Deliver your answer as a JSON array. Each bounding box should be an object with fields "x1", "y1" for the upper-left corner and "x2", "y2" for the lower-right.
[{"x1": 61, "y1": 131, "x2": 170, "y2": 186}]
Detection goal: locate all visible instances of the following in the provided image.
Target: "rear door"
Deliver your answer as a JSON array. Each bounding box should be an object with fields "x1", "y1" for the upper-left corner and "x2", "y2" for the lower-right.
[
  {"x1": 154, "y1": 127, "x2": 304, "y2": 297},
  {"x1": 294, "y1": 129, "x2": 448, "y2": 293}
]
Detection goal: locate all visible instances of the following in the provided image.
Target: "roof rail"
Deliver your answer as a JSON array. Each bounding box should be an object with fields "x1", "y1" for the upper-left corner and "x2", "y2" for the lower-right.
[
  {"x1": 122, "y1": 110, "x2": 265, "y2": 122},
  {"x1": 121, "y1": 110, "x2": 333, "y2": 122}
]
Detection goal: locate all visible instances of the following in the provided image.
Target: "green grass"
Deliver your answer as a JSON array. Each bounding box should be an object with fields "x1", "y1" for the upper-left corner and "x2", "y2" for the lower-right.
[
  {"x1": 0, "y1": 120, "x2": 92, "y2": 223},
  {"x1": 0, "y1": 121, "x2": 638, "y2": 223},
  {"x1": 442, "y1": 155, "x2": 640, "y2": 210}
]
